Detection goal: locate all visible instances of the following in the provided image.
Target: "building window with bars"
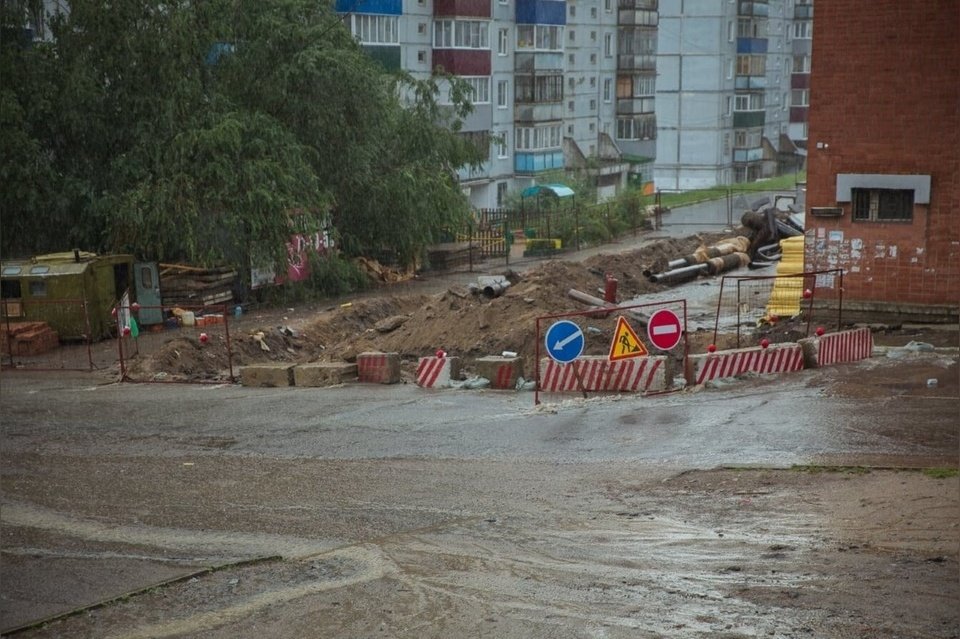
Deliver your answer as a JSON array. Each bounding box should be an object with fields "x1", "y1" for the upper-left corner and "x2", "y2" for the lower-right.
[{"x1": 852, "y1": 189, "x2": 914, "y2": 222}]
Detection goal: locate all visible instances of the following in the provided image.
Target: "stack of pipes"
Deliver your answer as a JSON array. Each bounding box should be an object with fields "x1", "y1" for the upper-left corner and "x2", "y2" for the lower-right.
[{"x1": 644, "y1": 236, "x2": 751, "y2": 284}]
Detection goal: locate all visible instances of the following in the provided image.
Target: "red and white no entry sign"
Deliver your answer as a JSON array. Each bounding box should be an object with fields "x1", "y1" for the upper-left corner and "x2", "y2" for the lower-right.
[{"x1": 647, "y1": 308, "x2": 683, "y2": 351}]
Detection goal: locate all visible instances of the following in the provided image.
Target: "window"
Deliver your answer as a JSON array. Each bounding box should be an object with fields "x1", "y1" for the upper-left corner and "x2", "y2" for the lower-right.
[
  {"x1": 515, "y1": 74, "x2": 563, "y2": 102},
  {"x1": 727, "y1": 20, "x2": 734, "y2": 41},
  {"x1": 497, "y1": 80, "x2": 508, "y2": 107},
  {"x1": 29, "y1": 280, "x2": 47, "y2": 297},
  {"x1": 515, "y1": 124, "x2": 562, "y2": 150},
  {"x1": 590, "y1": 7, "x2": 597, "y2": 17},
  {"x1": 1, "y1": 278, "x2": 22, "y2": 298},
  {"x1": 417, "y1": 50, "x2": 426, "y2": 63},
  {"x1": 603, "y1": 78, "x2": 612, "y2": 102},
  {"x1": 460, "y1": 131, "x2": 491, "y2": 160},
  {"x1": 497, "y1": 182, "x2": 508, "y2": 206},
  {"x1": 568, "y1": 124, "x2": 574, "y2": 134},
  {"x1": 589, "y1": 53, "x2": 597, "y2": 63},
  {"x1": 590, "y1": 30, "x2": 597, "y2": 42},
  {"x1": 589, "y1": 98, "x2": 596, "y2": 110},
  {"x1": 616, "y1": 115, "x2": 656, "y2": 140},
  {"x1": 465, "y1": 76, "x2": 490, "y2": 103},
  {"x1": 498, "y1": 28, "x2": 508, "y2": 55},
  {"x1": 496, "y1": 131, "x2": 508, "y2": 158},
  {"x1": 616, "y1": 74, "x2": 654, "y2": 98},
  {"x1": 568, "y1": 100, "x2": 575, "y2": 111},
  {"x1": 351, "y1": 14, "x2": 399, "y2": 44},
  {"x1": 793, "y1": 54, "x2": 811, "y2": 73},
  {"x1": 605, "y1": 0, "x2": 611, "y2": 12},
  {"x1": 852, "y1": 189, "x2": 914, "y2": 222},
  {"x1": 793, "y1": 21, "x2": 812, "y2": 39},
  {"x1": 738, "y1": 18, "x2": 766, "y2": 38},
  {"x1": 791, "y1": 89, "x2": 809, "y2": 106},
  {"x1": 604, "y1": 33, "x2": 613, "y2": 57},
  {"x1": 736, "y1": 54, "x2": 765, "y2": 76},
  {"x1": 727, "y1": 59, "x2": 734, "y2": 79},
  {"x1": 569, "y1": 29, "x2": 575, "y2": 42},
  {"x1": 569, "y1": 4, "x2": 575, "y2": 16},
  {"x1": 733, "y1": 128, "x2": 762, "y2": 147},
  {"x1": 417, "y1": 22, "x2": 427, "y2": 35},
  {"x1": 725, "y1": 96, "x2": 733, "y2": 115},
  {"x1": 516, "y1": 24, "x2": 562, "y2": 50},
  {"x1": 568, "y1": 53, "x2": 575, "y2": 64},
  {"x1": 434, "y1": 20, "x2": 489, "y2": 49},
  {"x1": 589, "y1": 77, "x2": 596, "y2": 88},
  {"x1": 734, "y1": 93, "x2": 765, "y2": 110}
]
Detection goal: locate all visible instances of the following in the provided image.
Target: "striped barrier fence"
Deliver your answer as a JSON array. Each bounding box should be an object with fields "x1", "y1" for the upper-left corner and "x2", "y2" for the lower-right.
[
  {"x1": 687, "y1": 343, "x2": 804, "y2": 385},
  {"x1": 474, "y1": 355, "x2": 523, "y2": 390},
  {"x1": 538, "y1": 356, "x2": 670, "y2": 394},
  {"x1": 798, "y1": 327, "x2": 874, "y2": 368},
  {"x1": 416, "y1": 356, "x2": 462, "y2": 388}
]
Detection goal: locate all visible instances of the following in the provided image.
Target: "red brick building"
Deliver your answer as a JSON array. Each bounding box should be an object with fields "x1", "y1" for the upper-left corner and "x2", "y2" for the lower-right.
[{"x1": 804, "y1": 0, "x2": 960, "y2": 321}]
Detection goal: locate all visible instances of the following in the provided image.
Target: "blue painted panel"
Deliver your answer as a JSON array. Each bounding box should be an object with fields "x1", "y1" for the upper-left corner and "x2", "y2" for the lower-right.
[
  {"x1": 736, "y1": 38, "x2": 768, "y2": 54},
  {"x1": 515, "y1": 0, "x2": 566, "y2": 25},
  {"x1": 515, "y1": 151, "x2": 565, "y2": 172},
  {"x1": 336, "y1": 0, "x2": 401, "y2": 15}
]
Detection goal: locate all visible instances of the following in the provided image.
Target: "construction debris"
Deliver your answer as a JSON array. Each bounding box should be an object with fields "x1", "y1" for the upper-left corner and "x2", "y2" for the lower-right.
[{"x1": 159, "y1": 264, "x2": 237, "y2": 306}]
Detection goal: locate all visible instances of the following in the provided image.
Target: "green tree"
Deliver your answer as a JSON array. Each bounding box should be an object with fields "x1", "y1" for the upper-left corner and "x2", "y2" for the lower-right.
[{"x1": 1, "y1": 0, "x2": 482, "y2": 272}]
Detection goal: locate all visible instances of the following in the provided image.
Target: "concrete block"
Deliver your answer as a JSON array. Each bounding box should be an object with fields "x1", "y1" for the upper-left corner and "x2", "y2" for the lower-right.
[
  {"x1": 474, "y1": 355, "x2": 523, "y2": 389},
  {"x1": 538, "y1": 356, "x2": 671, "y2": 394},
  {"x1": 293, "y1": 362, "x2": 358, "y2": 387},
  {"x1": 357, "y1": 352, "x2": 401, "y2": 384},
  {"x1": 687, "y1": 343, "x2": 804, "y2": 385},
  {"x1": 240, "y1": 363, "x2": 296, "y2": 387},
  {"x1": 798, "y1": 327, "x2": 873, "y2": 368},
  {"x1": 416, "y1": 356, "x2": 461, "y2": 388}
]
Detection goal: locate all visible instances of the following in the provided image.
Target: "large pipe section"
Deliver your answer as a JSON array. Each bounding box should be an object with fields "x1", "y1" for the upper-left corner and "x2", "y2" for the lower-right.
[{"x1": 647, "y1": 262, "x2": 709, "y2": 284}]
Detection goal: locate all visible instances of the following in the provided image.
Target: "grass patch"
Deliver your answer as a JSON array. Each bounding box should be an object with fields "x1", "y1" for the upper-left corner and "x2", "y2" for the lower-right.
[
  {"x1": 657, "y1": 172, "x2": 806, "y2": 209},
  {"x1": 790, "y1": 464, "x2": 872, "y2": 475},
  {"x1": 923, "y1": 468, "x2": 959, "y2": 479}
]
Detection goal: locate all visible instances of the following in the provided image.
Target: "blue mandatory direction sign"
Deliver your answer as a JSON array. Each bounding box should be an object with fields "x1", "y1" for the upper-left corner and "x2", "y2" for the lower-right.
[{"x1": 545, "y1": 319, "x2": 585, "y2": 364}]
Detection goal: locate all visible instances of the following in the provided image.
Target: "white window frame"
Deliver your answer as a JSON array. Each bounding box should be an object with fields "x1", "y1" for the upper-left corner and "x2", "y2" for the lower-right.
[
  {"x1": 516, "y1": 24, "x2": 563, "y2": 51},
  {"x1": 498, "y1": 28, "x2": 509, "y2": 55},
  {"x1": 604, "y1": 33, "x2": 613, "y2": 57},
  {"x1": 434, "y1": 19, "x2": 490, "y2": 49},
  {"x1": 497, "y1": 79, "x2": 509, "y2": 108},
  {"x1": 351, "y1": 14, "x2": 399, "y2": 45},
  {"x1": 462, "y1": 76, "x2": 490, "y2": 104},
  {"x1": 497, "y1": 131, "x2": 509, "y2": 158},
  {"x1": 515, "y1": 124, "x2": 562, "y2": 151},
  {"x1": 603, "y1": 78, "x2": 612, "y2": 102}
]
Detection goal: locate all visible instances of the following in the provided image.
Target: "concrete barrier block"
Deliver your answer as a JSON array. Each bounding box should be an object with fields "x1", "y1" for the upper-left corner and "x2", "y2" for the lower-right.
[
  {"x1": 293, "y1": 362, "x2": 358, "y2": 387},
  {"x1": 416, "y1": 356, "x2": 461, "y2": 388},
  {"x1": 798, "y1": 328, "x2": 874, "y2": 368},
  {"x1": 474, "y1": 356, "x2": 523, "y2": 389},
  {"x1": 357, "y1": 352, "x2": 401, "y2": 384},
  {"x1": 538, "y1": 356, "x2": 671, "y2": 394},
  {"x1": 687, "y1": 343, "x2": 804, "y2": 385},
  {"x1": 240, "y1": 363, "x2": 296, "y2": 387}
]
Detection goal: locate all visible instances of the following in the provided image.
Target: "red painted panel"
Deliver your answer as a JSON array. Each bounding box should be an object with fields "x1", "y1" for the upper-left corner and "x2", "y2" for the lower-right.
[
  {"x1": 791, "y1": 73, "x2": 810, "y2": 89},
  {"x1": 434, "y1": 0, "x2": 491, "y2": 17},
  {"x1": 432, "y1": 49, "x2": 491, "y2": 75}
]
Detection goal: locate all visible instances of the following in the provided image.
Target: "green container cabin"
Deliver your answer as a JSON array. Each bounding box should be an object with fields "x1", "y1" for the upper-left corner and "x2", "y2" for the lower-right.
[{"x1": 1, "y1": 251, "x2": 134, "y2": 340}]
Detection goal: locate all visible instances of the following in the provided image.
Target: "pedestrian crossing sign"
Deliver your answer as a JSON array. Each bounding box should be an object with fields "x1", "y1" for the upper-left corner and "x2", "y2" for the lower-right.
[{"x1": 608, "y1": 316, "x2": 648, "y2": 361}]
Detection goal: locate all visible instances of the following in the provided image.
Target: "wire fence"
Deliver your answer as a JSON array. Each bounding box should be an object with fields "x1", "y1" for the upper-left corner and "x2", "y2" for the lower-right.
[
  {"x1": 713, "y1": 269, "x2": 844, "y2": 348},
  {"x1": 1, "y1": 298, "x2": 105, "y2": 372}
]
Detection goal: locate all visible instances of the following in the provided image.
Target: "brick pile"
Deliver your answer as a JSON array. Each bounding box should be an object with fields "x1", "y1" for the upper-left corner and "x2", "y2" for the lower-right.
[{"x1": 1, "y1": 321, "x2": 60, "y2": 356}]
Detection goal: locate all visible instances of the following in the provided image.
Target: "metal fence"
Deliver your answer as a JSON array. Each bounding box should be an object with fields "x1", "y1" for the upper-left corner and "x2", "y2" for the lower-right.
[
  {"x1": 713, "y1": 269, "x2": 844, "y2": 348},
  {"x1": 1, "y1": 298, "x2": 105, "y2": 372}
]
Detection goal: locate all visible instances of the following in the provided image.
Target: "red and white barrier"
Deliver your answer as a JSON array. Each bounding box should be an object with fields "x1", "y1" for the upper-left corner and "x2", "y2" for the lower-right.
[
  {"x1": 538, "y1": 356, "x2": 669, "y2": 394},
  {"x1": 799, "y1": 327, "x2": 873, "y2": 368},
  {"x1": 357, "y1": 352, "x2": 401, "y2": 384},
  {"x1": 416, "y1": 356, "x2": 461, "y2": 388},
  {"x1": 688, "y1": 343, "x2": 804, "y2": 385},
  {"x1": 474, "y1": 355, "x2": 523, "y2": 390}
]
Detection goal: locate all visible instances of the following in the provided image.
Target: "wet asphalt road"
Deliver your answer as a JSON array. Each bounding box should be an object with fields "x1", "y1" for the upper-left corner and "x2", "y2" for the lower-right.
[{"x1": 2, "y1": 353, "x2": 957, "y2": 637}]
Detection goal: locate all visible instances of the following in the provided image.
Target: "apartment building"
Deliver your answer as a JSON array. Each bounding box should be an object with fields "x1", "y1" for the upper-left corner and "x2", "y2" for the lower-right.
[
  {"x1": 654, "y1": 0, "x2": 805, "y2": 190},
  {"x1": 338, "y1": 0, "x2": 813, "y2": 205}
]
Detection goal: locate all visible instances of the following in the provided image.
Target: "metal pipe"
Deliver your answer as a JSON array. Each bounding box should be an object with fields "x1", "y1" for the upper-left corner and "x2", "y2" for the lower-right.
[
  {"x1": 482, "y1": 281, "x2": 511, "y2": 298},
  {"x1": 647, "y1": 263, "x2": 708, "y2": 284}
]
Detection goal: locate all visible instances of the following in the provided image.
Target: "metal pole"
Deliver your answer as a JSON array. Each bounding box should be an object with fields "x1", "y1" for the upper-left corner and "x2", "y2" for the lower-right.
[
  {"x1": 83, "y1": 300, "x2": 93, "y2": 371},
  {"x1": 224, "y1": 303, "x2": 234, "y2": 382},
  {"x1": 534, "y1": 317, "x2": 541, "y2": 405},
  {"x1": 837, "y1": 269, "x2": 844, "y2": 330},
  {"x1": 574, "y1": 199, "x2": 580, "y2": 252}
]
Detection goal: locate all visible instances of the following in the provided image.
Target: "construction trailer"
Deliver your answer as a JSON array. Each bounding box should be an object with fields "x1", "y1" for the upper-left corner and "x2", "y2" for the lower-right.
[{"x1": 0, "y1": 251, "x2": 135, "y2": 340}]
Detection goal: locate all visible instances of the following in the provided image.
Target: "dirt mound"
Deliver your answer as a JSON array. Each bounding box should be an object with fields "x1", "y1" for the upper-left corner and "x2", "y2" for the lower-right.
[{"x1": 136, "y1": 234, "x2": 741, "y2": 381}]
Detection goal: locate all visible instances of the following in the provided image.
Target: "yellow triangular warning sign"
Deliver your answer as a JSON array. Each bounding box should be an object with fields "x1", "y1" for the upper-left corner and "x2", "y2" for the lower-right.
[{"x1": 608, "y1": 316, "x2": 649, "y2": 361}]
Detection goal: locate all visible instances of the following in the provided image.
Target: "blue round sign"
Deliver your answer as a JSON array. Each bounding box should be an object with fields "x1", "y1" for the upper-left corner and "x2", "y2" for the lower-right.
[{"x1": 545, "y1": 320, "x2": 585, "y2": 364}]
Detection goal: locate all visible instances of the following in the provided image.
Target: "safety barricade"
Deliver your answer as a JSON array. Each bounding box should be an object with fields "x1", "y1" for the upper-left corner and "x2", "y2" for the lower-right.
[
  {"x1": 539, "y1": 356, "x2": 670, "y2": 394},
  {"x1": 798, "y1": 327, "x2": 873, "y2": 368},
  {"x1": 687, "y1": 343, "x2": 804, "y2": 385}
]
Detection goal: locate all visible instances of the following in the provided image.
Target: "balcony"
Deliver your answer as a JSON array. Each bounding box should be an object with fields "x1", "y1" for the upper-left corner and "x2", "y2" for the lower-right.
[
  {"x1": 515, "y1": 0, "x2": 565, "y2": 25},
  {"x1": 736, "y1": 37, "x2": 767, "y2": 54},
  {"x1": 514, "y1": 51, "x2": 564, "y2": 73},
  {"x1": 514, "y1": 102, "x2": 564, "y2": 123},
  {"x1": 432, "y1": 49, "x2": 491, "y2": 75},
  {"x1": 434, "y1": 0, "x2": 491, "y2": 18},
  {"x1": 616, "y1": 96, "x2": 655, "y2": 115},
  {"x1": 617, "y1": 53, "x2": 656, "y2": 71},
  {"x1": 336, "y1": 0, "x2": 401, "y2": 14},
  {"x1": 457, "y1": 160, "x2": 491, "y2": 183},
  {"x1": 515, "y1": 150, "x2": 565, "y2": 174},
  {"x1": 789, "y1": 106, "x2": 808, "y2": 123},
  {"x1": 791, "y1": 73, "x2": 810, "y2": 89},
  {"x1": 733, "y1": 111, "x2": 765, "y2": 128},
  {"x1": 738, "y1": 1, "x2": 769, "y2": 17},
  {"x1": 364, "y1": 45, "x2": 401, "y2": 71},
  {"x1": 617, "y1": 9, "x2": 658, "y2": 26},
  {"x1": 733, "y1": 147, "x2": 763, "y2": 163},
  {"x1": 794, "y1": 4, "x2": 813, "y2": 19},
  {"x1": 735, "y1": 75, "x2": 767, "y2": 90},
  {"x1": 618, "y1": 0, "x2": 657, "y2": 9}
]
